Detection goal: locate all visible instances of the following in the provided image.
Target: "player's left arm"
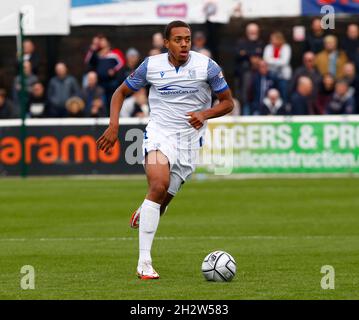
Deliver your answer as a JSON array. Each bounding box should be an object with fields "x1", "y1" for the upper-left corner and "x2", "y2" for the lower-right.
[{"x1": 187, "y1": 89, "x2": 234, "y2": 130}]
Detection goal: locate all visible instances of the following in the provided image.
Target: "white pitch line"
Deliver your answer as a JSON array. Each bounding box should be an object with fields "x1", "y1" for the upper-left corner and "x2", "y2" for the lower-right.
[{"x1": 0, "y1": 235, "x2": 357, "y2": 242}]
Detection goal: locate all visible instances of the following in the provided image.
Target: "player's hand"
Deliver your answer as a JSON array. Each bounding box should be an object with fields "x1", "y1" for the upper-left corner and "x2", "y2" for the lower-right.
[
  {"x1": 186, "y1": 112, "x2": 206, "y2": 130},
  {"x1": 96, "y1": 125, "x2": 118, "y2": 154}
]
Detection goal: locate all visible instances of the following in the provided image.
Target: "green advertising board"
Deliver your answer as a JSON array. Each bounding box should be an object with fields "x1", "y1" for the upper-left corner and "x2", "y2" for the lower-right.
[{"x1": 199, "y1": 116, "x2": 359, "y2": 174}]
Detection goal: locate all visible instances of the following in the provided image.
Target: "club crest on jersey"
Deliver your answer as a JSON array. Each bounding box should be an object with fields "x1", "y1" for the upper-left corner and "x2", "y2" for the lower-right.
[
  {"x1": 188, "y1": 69, "x2": 196, "y2": 79},
  {"x1": 160, "y1": 71, "x2": 165, "y2": 78}
]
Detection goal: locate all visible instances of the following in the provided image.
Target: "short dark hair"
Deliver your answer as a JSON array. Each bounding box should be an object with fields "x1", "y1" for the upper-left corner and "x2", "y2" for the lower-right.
[{"x1": 164, "y1": 20, "x2": 191, "y2": 40}]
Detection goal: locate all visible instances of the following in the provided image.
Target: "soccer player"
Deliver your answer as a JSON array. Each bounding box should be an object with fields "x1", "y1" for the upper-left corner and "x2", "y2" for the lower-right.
[{"x1": 96, "y1": 21, "x2": 234, "y2": 279}]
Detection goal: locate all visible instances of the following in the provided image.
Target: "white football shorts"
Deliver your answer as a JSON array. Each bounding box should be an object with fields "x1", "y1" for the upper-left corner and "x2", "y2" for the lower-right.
[{"x1": 142, "y1": 122, "x2": 203, "y2": 196}]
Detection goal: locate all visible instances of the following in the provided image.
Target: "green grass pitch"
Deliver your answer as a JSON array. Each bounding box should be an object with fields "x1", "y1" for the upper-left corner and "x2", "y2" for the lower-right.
[{"x1": 0, "y1": 177, "x2": 358, "y2": 300}]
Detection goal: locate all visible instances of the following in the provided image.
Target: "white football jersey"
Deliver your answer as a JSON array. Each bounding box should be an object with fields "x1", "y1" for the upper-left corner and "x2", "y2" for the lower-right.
[{"x1": 125, "y1": 51, "x2": 229, "y2": 146}]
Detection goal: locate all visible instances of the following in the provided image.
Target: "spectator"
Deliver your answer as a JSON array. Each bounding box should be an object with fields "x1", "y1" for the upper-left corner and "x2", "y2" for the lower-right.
[
  {"x1": 198, "y1": 48, "x2": 212, "y2": 58},
  {"x1": 119, "y1": 48, "x2": 141, "y2": 83},
  {"x1": 81, "y1": 71, "x2": 106, "y2": 117},
  {"x1": 84, "y1": 35, "x2": 126, "y2": 106},
  {"x1": 65, "y1": 97, "x2": 85, "y2": 117},
  {"x1": 315, "y1": 35, "x2": 348, "y2": 79},
  {"x1": 47, "y1": 62, "x2": 80, "y2": 117},
  {"x1": 148, "y1": 48, "x2": 162, "y2": 56},
  {"x1": 290, "y1": 76, "x2": 314, "y2": 115},
  {"x1": 152, "y1": 32, "x2": 167, "y2": 53},
  {"x1": 260, "y1": 88, "x2": 286, "y2": 115},
  {"x1": 17, "y1": 39, "x2": 40, "y2": 75},
  {"x1": 234, "y1": 23, "x2": 264, "y2": 103},
  {"x1": 235, "y1": 23, "x2": 264, "y2": 75},
  {"x1": 263, "y1": 31, "x2": 292, "y2": 103},
  {"x1": 342, "y1": 62, "x2": 359, "y2": 113},
  {"x1": 290, "y1": 51, "x2": 321, "y2": 96},
  {"x1": 241, "y1": 53, "x2": 262, "y2": 115},
  {"x1": 304, "y1": 18, "x2": 326, "y2": 54},
  {"x1": 327, "y1": 80, "x2": 356, "y2": 114},
  {"x1": 0, "y1": 89, "x2": 18, "y2": 119},
  {"x1": 251, "y1": 59, "x2": 278, "y2": 115},
  {"x1": 28, "y1": 82, "x2": 48, "y2": 118},
  {"x1": 13, "y1": 61, "x2": 39, "y2": 108},
  {"x1": 341, "y1": 24, "x2": 359, "y2": 68},
  {"x1": 120, "y1": 87, "x2": 149, "y2": 118},
  {"x1": 192, "y1": 31, "x2": 210, "y2": 55},
  {"x1": 316, "y1": 73, "x2": 335, "y2": 115}
]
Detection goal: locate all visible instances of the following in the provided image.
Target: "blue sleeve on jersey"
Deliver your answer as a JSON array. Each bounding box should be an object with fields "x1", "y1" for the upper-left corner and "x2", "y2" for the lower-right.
[
  {"x1": 125, "y1": 57, "x2": 149, "y2": 91},
  {"x1": 207, "y1": 59, "x2": 229, "y2": 94}
]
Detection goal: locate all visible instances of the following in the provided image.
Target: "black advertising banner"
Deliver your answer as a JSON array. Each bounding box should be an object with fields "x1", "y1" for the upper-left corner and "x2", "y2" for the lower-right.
[{"x1": 0, "y1": 122, "x2": 146, "y2": 176}]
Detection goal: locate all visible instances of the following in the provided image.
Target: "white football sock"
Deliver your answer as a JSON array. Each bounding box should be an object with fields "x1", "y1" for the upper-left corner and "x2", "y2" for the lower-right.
[{"x1": 138, "y1": 199, "x2": 161, "y2": 265}]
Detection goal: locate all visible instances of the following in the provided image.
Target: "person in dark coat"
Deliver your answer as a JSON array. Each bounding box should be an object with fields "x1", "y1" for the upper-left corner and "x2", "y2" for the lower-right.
[
  {"x1": 47, "y1": 62, "x2": 80, "y2": 117},
  {"x1": 327, "y1": 80, "x2": 356, "y2": 114},
  {"x1": 341, "y1": 24, "x2": 359, "y2": 69},
  {"x1": 290, "y1": 76, "x2": 315, "y2": 115},
  {"x1": 251, "y1": 59, "x2": 278, "y2": 115},
  {"x1": 260, "y1": 88, "x2": 286, "y2": 115},
  {"x1": 0, "y1": 89, "x2": 18, "y2": 118}
]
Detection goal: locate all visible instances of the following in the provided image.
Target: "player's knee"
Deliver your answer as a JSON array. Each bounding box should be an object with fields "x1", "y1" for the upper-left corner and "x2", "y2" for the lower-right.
[{"x1": 149, "y1": 182, "x2": 168, "y2": 202}]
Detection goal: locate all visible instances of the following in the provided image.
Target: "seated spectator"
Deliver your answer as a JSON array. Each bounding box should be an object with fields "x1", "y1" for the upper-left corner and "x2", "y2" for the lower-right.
[
  {"x1": 0, "y1": 89, "x2": 18, "y2": 119},
  {"x1": 28, "y1": 82, "x2": 48, "y2": 118},
  {"x1": 152, "y1": 32, "x2": 167, "y2": 53},
  {"x1": 304, "y1": 18, "x2": 326, "y2": 54},
  {"x1": 192, "y1": 31, "x2": 211, "y2": 56},
  {"x1": 260, "y1": 88, "x2": 286, "y2": 115},
  {"x1": 81, "y1": 71, "x2": 107, "y2": 117},
  {"x1": 65, "y1": 97, "x2": 85, "y2": 117},
  {"x1": 17, "y1": 39, "x2": 40, "y2": 75},
  {"x1": 84, "y1": 35, "x2": 126, "y2": 106},
  {"x1": 341, "y1": 24, "x2": 359, "y2": 68},
  {"x1": 13, "y1": 61, "x2": 39, "y2": 108},
  {"x1": 263, "y1": 31, "x2": 292, "y2": 104},
  {"x1": 47, "y1": 62, "x2": 80, "y2": 117},
  {"x1": 289, "y1": 76, "x2": 314, "y2": 115},
  {"x1": 251, "y1": 59, "x2": 278, "y2": 115},
  {"x1": 316, "y1": 73, "x2": 335, "y2": 115},
  {"x1": 326, "y1": 80, "x2": 356, "y2": 114},
  {"x1": 290, "y1": 51, "x2": 321, "y2": 96},
  {"x1": 120, "y1": 88, "x2": 149, "y2": 118},
  {"x1": 315, "y1": 35, "x2": 348, "y2": 79},
  {"x1": 342, "y1": 62, "x2": 359, "y2": 113}
]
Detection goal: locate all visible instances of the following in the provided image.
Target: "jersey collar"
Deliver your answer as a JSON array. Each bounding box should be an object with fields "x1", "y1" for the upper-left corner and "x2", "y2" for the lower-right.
[{"x1": 167, "y1": 51, "x2": 192, "y2": 70}]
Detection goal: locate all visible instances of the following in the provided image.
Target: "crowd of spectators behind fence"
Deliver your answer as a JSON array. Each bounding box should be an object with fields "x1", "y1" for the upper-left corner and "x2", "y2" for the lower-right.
[{"x1": 1, "y1": 18, "x2": 359, "y2": 119}]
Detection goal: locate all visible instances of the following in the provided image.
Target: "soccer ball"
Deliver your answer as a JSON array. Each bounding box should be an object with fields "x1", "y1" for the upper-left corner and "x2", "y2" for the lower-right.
[{"x1": 201, "y1": 250, "x2": 236, "y2": 282}]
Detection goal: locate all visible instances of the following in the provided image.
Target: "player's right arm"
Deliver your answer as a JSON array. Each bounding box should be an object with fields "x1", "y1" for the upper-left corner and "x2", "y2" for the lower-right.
[
  {"x1": 96, "y1": 83, "x2": 134, "y2": 153},
  {"x1": 96, "y1": 57, "x2": 149, "y2": 153}
]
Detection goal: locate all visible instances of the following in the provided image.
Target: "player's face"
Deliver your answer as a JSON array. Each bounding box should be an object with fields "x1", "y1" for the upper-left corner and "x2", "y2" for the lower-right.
[{"x1": 165, "y1": 27, "x2": 191, "y2": 64}]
